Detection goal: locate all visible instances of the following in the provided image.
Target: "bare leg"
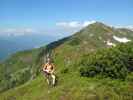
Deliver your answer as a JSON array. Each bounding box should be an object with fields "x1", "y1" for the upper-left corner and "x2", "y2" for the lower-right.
[
  {"x1": 43, "y1": 71, "x2": 50, "y2": 85},
  {"x1": 46, "y1": 78, "x2": 50, "y2": 85},
  {"x1": 51, "y1": 74, "x2": 56, "y2": 85}
]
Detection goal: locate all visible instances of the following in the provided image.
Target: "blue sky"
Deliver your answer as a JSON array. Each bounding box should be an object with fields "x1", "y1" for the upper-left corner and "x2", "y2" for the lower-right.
[{"x1": 0, "y1": 0, "x2": 133, "y2": 36}]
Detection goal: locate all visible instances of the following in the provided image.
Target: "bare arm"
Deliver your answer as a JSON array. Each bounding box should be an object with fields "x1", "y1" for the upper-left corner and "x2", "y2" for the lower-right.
[
  {"x1": 42, "y1": 63, "x2": 47, "y2": 71},
  {"x1": 51, "y1": 63, "x2": 55, "y2": 73}
]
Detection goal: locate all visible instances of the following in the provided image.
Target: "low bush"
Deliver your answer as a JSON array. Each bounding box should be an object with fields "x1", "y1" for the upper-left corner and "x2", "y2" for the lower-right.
[{"x1": 79, "y1": 42, "x2": 133, "y2": 79}]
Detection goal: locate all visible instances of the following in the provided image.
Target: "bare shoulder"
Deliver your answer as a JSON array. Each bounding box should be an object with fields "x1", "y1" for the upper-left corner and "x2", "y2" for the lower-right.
[
  {"x1": 51, "y1": 63, "x2": 55, "y2": 67},
  {"x1": 43, "y1": 63, "x2": 48, "y2": 67}
]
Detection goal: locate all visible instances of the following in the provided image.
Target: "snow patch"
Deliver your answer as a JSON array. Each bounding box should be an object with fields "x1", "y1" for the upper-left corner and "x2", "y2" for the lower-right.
[
  {"x1": 106, "y1": 40, "x2": 116, "y2": 46},
  {"x1": 113, "y1": 36, "x2": 131, "y2": 43}
]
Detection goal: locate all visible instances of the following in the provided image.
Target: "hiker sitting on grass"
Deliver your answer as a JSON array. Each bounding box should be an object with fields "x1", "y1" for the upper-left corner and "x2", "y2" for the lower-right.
[{"x1": 42, "y1": 58, "x2": 56, "y2": 86}]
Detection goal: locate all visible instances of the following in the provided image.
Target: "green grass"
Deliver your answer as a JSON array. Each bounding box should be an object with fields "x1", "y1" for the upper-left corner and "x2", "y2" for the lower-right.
[
  {"x1": 1, "y1": 22, "x2": 133, "y2": 99},
  {"x1": 0, "y1": 71, "x2": 133, "y2": 100}
]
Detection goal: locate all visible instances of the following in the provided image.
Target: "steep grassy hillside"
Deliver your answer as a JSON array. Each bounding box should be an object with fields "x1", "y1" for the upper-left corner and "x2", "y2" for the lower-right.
[
  {"x1": 0, "y1": 36, "x2": 71, "y2": 92},
  {"x1": 0, "y1": 42, "x2": 133, "y2": 100},
  {"x1": 0, "y1": 49, "x2": 38, "y2": 92},
  {"x1": 0, "y1": 22, "x2": 133, "y2": 97}
]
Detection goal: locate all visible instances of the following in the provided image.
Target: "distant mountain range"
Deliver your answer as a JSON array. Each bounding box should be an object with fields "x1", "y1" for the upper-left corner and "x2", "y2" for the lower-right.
[{"x1": 0, "y1": 34, "x2": 58, "y2": 60}]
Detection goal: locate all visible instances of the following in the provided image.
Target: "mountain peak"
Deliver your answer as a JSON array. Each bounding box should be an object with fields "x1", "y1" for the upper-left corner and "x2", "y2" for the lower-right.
[
  {"x1": 82, "y1": 21, "x2": 105, "y2": 27},
  {"x1": 87, "y1": 21, "x2": 108, "y2": 27},
  {"x1": 76, "y1": 21, "x2": 112, "y2": 35}
]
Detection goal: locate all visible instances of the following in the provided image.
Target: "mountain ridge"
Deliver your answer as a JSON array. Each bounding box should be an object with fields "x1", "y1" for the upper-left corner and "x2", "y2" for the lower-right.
[{"x1": 0, "y1": 22, "x2": 133, "y2": 100}]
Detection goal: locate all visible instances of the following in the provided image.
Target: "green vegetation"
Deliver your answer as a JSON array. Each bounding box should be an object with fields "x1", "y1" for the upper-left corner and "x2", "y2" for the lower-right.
[
  {"x1": 0, "y1": 72, "x2": 133, "y2": 100},
  {"x1": 0, "y1": 49, "x2": 40, "y2": 92},
  {"x1": 79, "y1": 42, "x2": 133, "y2": 79},
  {"x1": 0, "y1": 22, "x2": 133, "y2": 99},
  {"x1": 0, "y1": 42, "x2": 133, "y2": 100}
]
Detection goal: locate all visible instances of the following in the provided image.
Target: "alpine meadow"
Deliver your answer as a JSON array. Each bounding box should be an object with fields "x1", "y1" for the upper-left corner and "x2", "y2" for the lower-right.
[{"x1": 0, "y1": 22, "x2": 133, "y2": 100}]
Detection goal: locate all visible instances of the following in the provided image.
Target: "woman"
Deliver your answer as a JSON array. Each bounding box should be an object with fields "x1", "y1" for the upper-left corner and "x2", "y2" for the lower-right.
[{"x1": 42, "y1": 58, "x2": 56, "y2": 86}]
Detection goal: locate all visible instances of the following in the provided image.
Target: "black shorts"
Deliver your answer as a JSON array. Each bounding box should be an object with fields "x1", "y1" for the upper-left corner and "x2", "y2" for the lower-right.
[{"x1": 43, "y1": 71, "x2": 51, "y2": 76}]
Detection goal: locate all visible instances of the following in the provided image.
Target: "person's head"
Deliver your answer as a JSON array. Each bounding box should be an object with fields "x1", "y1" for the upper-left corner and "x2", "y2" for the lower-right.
[{"x1": 47, "y1": 58, "x2": 51, "y2": 64}]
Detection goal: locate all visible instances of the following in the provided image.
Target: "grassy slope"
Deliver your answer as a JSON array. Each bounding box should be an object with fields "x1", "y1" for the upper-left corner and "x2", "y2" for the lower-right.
[
  {"x1": 0, "y1": 48, "x2": 41, "y2": 92},
  {"x1": 1, "y1": 22, "x2": 133, "y2": 99},
  {"x1": 1, "y1": 42, "x2": 133, "y2": 100},
  {"x1": 0, "y1": 72, "x2": 133, "y2": 100}
]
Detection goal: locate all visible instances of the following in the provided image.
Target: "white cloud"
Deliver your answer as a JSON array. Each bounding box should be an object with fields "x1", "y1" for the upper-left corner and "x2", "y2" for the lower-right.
[
  {"x1": 0, "y1": 20, "x2": 97, "y2": 37},
  {"x1": 124, "y1": 26, "x2": 133, "y2": 31},
  {"x1": 0, "y1": 28, "x2": 36, "y2": 36},
  {"x1": 116, "y1": 25, "x2": 133, "y2": 31},
  {"x1": 56, "y1": 21, "x2": 81, "y2": 28},
  {"x1": 56, "y1": 20, "x2": 96, "y2": 28},
  {"x1": 82, "y1": 20, "x2": 96, "y2": 27},
  {"x1": 54, "y1": 20, "x2": 97, "y2": 37},
  {"x1": 1, "y1": 20, "x2": 133, "y2": 38},
  {"x1": 69, "y1": 21, "x2": 81, "y2": 28}
]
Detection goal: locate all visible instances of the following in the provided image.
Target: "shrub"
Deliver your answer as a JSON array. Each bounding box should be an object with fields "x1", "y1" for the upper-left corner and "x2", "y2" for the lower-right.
[
  {"x1": 79, "y1": 42, "x2": 133, "y2": 79},
  {"x1": 61, "y1": 68, "x2": 69, "y2": 74}
]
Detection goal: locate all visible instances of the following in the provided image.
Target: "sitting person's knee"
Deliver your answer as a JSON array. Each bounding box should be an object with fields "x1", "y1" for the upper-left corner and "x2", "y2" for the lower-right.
[{"x1": 51, "y1": 75, "x2": 55, "y2": 79}]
